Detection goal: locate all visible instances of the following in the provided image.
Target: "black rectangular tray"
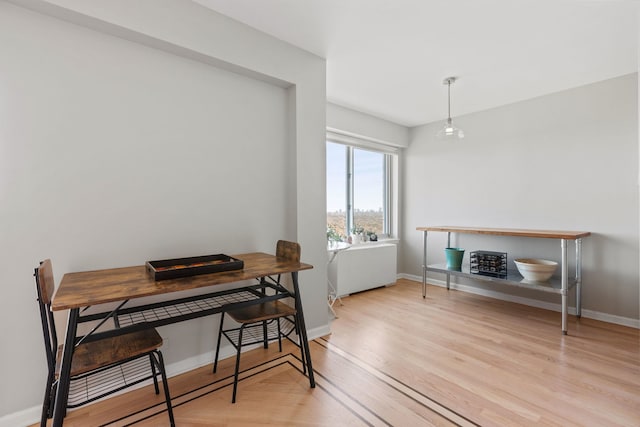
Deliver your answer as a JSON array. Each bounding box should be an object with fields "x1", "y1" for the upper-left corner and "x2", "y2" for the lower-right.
[{"x1": 146, "y1": 254, "x2": 244, "y2": 281}]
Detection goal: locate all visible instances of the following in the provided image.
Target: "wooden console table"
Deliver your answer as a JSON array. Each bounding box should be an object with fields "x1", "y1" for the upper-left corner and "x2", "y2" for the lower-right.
[{"x1": 417, "y1": 226, "x2": 591, "y2": 334}]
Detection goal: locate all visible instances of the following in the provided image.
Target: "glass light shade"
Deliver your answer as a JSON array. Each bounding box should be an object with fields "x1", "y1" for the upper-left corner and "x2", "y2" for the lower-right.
[{"x1": 436, "y1": 119, "x2": 464, "y2": 140}]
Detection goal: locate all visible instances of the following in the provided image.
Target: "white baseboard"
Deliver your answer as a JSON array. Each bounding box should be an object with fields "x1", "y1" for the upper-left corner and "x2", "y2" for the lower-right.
[
  {"x1": 398, "y1": 273, "x2": 640, "y2": 329},
  {"x1": 1, "y1": 324, "x2": 332, "y2": 427},
  {"x1": 0, "y1": 406, "x2": 40, "y2": 427}
]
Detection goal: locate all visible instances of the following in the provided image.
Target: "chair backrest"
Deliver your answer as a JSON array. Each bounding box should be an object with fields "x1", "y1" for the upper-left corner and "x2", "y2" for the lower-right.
[
  {"x1": 37, "y1": 259, "x2": 55, "y2": 305},
  {"x1": 35, "y1": 259, "x2": 58, "y2": 374},
  {"x1": 276, "y1": 240, "x2": 300, "y2": 263}
]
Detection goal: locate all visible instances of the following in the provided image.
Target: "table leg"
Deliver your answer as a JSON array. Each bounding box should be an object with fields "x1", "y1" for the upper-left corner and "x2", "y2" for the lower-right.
[
  {"x1": 446, "y1": 232, "x2": 451, "y2": 290},
  {"x1": 576, "y1": 238, "x2": 582, "y2": 318},
  {"x1": 52, "y1": 308, "x2": 79, "y2": 427},
  {"x1": 561, "y1": 239, "x2": 568, "y2": 335},
  {"x1": 422, "y1": 231, "x2": 428, "y2": 298},
  {"x1": 291, "y1": 271, "x2": 315, "y2": 388}
]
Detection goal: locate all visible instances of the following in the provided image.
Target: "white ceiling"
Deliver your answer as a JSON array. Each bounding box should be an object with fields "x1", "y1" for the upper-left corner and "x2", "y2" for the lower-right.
[{"x1": 194, "y1": 0, "x2": 638, "y2": 127}]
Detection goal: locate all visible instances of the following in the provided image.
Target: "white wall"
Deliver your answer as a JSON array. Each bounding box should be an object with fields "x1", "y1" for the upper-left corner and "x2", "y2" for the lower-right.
[
  {"x1": 327, "y1": 102, "x2": 409, "y2": 147},
  {"x1": 402, "y1": 73, "x2": 639, "y2": 323},
  {"x1": 0, "y1": 0, "x2": 327, "y2": 421}
]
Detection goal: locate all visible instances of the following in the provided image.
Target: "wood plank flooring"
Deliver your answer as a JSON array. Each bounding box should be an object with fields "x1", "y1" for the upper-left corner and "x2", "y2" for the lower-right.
[{"x1": 37, "y1": 279, "x2": 639, "y2": 426}]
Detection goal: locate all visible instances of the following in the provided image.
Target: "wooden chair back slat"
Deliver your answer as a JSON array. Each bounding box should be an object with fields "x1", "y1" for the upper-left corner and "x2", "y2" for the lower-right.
[
  {"x1": 276, "y1": 240, "x2": 300, "y2": 263},
  {"x1": 37, "y1": 259, "x2": 55, "y2": 305}
]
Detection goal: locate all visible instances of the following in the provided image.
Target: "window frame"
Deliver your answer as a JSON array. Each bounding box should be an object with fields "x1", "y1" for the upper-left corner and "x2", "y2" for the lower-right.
[{"x1": 326, "y1": 134, "x2": 396, "y2": 239}]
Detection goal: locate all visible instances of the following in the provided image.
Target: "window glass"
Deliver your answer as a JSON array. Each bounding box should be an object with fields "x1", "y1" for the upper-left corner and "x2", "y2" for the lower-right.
[
  {"x1": 326, "y1": 142, "x2": 347, "y2": 239},
  {"x1": 353, "y1": 148, "x2": 384, "y2": 235}
]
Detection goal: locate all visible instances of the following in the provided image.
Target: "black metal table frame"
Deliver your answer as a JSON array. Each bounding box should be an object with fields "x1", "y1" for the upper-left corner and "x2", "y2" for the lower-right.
[{"x1": 52, "y1": 272, "x2": 315, "y2": 427}]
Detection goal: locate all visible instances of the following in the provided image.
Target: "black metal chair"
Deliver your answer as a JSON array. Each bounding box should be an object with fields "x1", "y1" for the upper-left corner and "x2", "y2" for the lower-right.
[
  {"x1": 213, "y1": 240, "x2": 306, "y2": 403},
  {"x1": 35, "y1": 259, "x2": 175, "y2": 426}
]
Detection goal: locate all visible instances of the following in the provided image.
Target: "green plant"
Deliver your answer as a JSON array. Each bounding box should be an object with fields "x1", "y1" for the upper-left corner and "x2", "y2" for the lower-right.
[{"x1": 327, "y1": 226, "x2": 342, "y2": 242}]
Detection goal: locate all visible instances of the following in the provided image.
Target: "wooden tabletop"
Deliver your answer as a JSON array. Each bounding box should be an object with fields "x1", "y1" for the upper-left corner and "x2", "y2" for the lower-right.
[
  {"x1": 52, "y1": 252, "x2": 313, "y2": 311},
  {"x1": 416, "y1": 226, "x2": 591, "y2": 240}
]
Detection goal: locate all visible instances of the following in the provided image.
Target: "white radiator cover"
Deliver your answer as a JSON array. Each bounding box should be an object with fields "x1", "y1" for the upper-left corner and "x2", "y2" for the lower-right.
[{"x1": 328, "y1": 243, "x2": 397, "y2": 297}]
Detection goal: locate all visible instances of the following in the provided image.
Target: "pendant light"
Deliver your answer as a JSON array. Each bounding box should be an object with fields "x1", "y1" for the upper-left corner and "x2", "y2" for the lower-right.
[{"x1": 436, "y1": 76, "x2": 464, "y2": 140}]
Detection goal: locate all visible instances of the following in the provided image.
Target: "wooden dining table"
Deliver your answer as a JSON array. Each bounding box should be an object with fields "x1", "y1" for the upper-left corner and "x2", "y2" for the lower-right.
[{"x1": 50, "y1": 252, "x2": 315, "y2": 427}]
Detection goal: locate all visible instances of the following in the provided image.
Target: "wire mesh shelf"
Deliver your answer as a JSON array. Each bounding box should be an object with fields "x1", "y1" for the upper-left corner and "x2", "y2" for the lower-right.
[
  {"x1": 116, "y1": 289, "x2": 263, "y2": 327},
  {"x1": 67, "y1": 356, "x2": 157, "y2": 408}
]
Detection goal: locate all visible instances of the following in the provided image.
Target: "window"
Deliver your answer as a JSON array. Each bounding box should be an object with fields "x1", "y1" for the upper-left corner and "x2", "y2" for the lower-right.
[{"x1": 326, "y1": 140, "x2": 393, "y2": 241}]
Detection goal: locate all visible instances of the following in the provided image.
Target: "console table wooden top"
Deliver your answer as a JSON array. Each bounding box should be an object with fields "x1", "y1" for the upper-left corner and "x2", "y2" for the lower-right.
[{"x1": 416, "y1": 226, "x2": 591, "y2": 240}]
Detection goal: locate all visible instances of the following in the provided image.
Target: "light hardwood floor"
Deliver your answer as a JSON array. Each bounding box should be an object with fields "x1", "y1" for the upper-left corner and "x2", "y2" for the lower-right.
[{"x1": 39, "y1": 279, "x2": 639, "y2": 426}]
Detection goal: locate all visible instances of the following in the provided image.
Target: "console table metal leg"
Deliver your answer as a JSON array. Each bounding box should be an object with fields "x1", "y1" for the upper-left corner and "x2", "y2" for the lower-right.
[
  {"x1": 561, "y1": 239, "x2": 568, "y2": 335},
  {"x1": 422, "y1": 231, "x2": 428, "y2": 298},
  {"x1": 446, "y1": 232, "x2": 451, "y2": 290},
  {"x1": 576, "y1": 238, "x2": 582, "y2": 318}
]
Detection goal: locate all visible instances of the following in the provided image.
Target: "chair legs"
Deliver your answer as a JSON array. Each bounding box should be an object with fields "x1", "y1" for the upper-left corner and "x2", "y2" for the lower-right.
[
  {"x1": 231, "y1": 326, "x2": 244, "y2": 403},
  {"x1": 213, "y1": 312, "x2": 305, "y2": 403},
  {"x1": 213, "y1": 313, "x2": 245, "y2": 402},
  {"x1": 149, "y1": 353, "x2": 160, "y2": 395},
  {"x1": 153, "y1": 350, "x2": 176, "y2": 427},
  {"x1": 262, "y1": 320, "x2": 269, "y2": 349},
  {"x1": 277, "y1": 319, "x2": 282, "y2": 352},
  {"x1": 213, "y1": 313, "x2": 225, "y2": 374},
  {"x1": 40, "y1": 371, "x2": 56, "y2": 427},
  {"x1": 213, "y1": 312, "x2": 243, "y2": 402}
]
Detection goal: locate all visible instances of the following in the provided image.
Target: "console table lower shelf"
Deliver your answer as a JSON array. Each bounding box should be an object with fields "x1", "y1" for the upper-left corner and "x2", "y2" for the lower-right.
[{"x1": 426, "y1": 263, "x2": 576, "y2": 294}]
